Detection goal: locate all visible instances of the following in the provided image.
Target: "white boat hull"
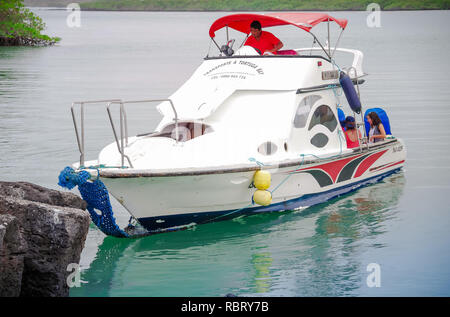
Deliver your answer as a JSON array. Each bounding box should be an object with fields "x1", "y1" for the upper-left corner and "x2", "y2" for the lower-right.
[{"x1": 98, "y1": 139, "x2": 406, "y2": 232}]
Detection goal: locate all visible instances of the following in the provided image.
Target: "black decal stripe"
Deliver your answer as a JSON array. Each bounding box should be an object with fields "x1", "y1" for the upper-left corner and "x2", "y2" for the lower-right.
[
  {"x1": 301, "y1": 170, "x2": 333, "y2": 187},
  {"x1": 337, "y1": 153, "x2": 371, "y2": 183}
]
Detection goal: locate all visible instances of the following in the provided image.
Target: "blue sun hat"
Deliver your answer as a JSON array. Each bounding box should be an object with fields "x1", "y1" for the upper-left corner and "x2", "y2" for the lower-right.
[{"x1": 345, "y1": 116, "x2": 356, "y2": 129}]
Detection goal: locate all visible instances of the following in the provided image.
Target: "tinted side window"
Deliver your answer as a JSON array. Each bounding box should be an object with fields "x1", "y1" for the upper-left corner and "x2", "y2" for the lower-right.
[
  {"x1": 293, "y1": 95, "x2": 321, "y2": 128},
  {"x1": 310, "y1": 133, "x2": 329, "y2": 148},
  {"x1": 308, "y1": 105, "x2": 338, "y2": 132}
]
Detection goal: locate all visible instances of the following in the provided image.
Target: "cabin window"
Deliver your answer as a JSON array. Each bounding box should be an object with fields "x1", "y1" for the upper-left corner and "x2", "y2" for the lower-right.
[
  {"x1": 308, "y1": 105, "x2": 338, "y2": 132},
  {"x1": 143, "y1": 122, "x2": 213, "y2": 142},
  {"x1": 257, "y1": 142, "x2": 278, "y2": 156},
  {"x1": 293, "y1": 95, "x2": 321, "y2": 128}
]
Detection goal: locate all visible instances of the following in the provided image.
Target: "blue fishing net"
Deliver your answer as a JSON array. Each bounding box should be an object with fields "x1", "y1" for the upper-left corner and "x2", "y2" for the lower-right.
[{"x1": 58, "y1": 166, "x2": 129, "y2": 238}]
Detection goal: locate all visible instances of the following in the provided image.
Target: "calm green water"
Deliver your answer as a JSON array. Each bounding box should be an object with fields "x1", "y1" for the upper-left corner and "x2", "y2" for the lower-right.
[{"x1": 1, "y1": 9, "x2": 449, "y2": 296}]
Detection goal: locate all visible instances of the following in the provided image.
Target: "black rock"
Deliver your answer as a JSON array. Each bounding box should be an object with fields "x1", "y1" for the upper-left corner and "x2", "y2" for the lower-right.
[
  {"x1": 0, "y1": 214, "x2": 26, "y2": 297},
  {"x1": 0, "y1": 181, "x2": 90, "y2": 297}
]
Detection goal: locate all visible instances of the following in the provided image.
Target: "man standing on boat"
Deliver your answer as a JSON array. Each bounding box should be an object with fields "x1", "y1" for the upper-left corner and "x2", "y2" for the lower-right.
[{"x1": 245, "y1": 20, "x2": 283, "y2": 55}]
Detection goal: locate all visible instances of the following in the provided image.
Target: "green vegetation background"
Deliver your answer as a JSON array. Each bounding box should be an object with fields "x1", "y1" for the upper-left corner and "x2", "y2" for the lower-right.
[
  {"x1": 0, "y1": 0, "x2": 59, "y2": 46},
  {"x1": 78, "y1": 0, "x2": 449, "y2": 10}
]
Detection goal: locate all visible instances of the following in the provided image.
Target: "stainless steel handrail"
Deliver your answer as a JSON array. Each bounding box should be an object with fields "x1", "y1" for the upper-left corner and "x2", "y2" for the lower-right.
[
  {"x1": 106, "y1": 101, "x2": 134, "y2": 168},
  {"x1": 346, "y1": 66, "x2": 369, "y2": 151},
  {"x1": 71, "y1": 99, "x2": 121, "y2": 167},
  {"x1": 71, "y1": 98, "x2": 178, "y2": 169},
  {"x1": 107, "y1": 99, "x2": 179, "y2": 168}
]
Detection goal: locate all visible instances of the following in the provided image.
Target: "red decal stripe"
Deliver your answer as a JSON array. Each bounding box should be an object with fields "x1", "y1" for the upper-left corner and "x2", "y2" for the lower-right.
[
  {"x1": 375, "y1": 160, "x2": 405, "y2": 172},
  {"x1": 294, "y1": 154, "x2": 361, "y2": 183},
  {"x1": 353, "y1": 150, "x2": 388, "y2": 178}
]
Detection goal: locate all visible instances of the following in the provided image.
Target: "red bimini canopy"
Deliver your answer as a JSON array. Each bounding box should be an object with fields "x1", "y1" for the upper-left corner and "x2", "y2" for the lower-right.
[{"x1": 209, "y1": 12, "x2": 348, "y2": 38}]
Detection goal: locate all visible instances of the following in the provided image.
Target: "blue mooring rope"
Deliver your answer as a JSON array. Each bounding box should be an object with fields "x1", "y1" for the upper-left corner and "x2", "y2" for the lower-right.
[{"x1": 58, "y1": 166, "x2": 129, "y2": 238}]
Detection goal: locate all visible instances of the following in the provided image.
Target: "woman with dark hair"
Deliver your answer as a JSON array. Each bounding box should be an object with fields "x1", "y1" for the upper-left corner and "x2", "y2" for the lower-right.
[
  {"x1": 344, "y1": 116, "x2": 362, "y2": 148},
  {"x1": 366, "y1": 112, "x2": 386, "y2": 143}
]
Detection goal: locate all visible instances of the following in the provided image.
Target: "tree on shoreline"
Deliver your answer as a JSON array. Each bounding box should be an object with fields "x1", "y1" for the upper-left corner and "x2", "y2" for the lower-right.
[{"x1": 0, "y1": 0, "x2": 60, "y2": 46}]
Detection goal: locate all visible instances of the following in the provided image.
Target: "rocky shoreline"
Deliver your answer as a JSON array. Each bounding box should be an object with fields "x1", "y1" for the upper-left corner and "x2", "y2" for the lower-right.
[{"x1": 0, "y1": 182, "x2": 90, "y2": 297}]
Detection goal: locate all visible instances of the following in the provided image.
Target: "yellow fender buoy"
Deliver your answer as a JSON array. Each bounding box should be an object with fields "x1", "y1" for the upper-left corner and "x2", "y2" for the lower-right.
[
  {"x1": 253, "y1": 170, "x2": 271, "y2": 190},
  {"x1": 253, "y1": 189, "x2": 272, "y2": 206}
]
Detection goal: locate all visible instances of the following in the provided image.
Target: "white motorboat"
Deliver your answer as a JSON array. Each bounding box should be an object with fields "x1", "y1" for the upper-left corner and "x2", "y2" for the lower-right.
[{"x1": 61, "y1": 13, "x2": 406, "y2": 237}]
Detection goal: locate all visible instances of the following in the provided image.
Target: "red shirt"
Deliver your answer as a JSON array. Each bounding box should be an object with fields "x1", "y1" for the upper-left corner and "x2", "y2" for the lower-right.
[
  {"x1": 245, "y1": 31, "x2": 281, "y2": 55},
  {"x1": 345, "y1": 130, "x2": 360, "y2": 148}
]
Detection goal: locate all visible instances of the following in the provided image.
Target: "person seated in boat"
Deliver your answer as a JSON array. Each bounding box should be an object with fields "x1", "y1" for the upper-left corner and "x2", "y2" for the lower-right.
[
  {"x1": 344, "y1": 116, "x2": 362, "y2": 149},
  {"x1": 245, "y1": 20, "x2": 283, "y2": 55},
  {"x1": 366, "y1": 112, "x2": 386, "y2": 143}
]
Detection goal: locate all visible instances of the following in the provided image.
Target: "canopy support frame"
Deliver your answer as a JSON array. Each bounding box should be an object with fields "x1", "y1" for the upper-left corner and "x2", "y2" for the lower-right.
[
  {"x1": 210, "y1": 14, "x2": 347, "y2": 62},
  {"x1": 308, "y1": 31, "x2": 332, "y2": 60},
  {"x1": 211, "y1": 37, "x2": 222, "y2": 53},
  {"x1": 226, "y1": 25, "x2": 229, "y2": 43},
  {"x1": 331, "y1": 27, "x2": 345, "y2": 59},
  {"x1": 327, "y1": 19, "x2": 331, "y2": 56}
]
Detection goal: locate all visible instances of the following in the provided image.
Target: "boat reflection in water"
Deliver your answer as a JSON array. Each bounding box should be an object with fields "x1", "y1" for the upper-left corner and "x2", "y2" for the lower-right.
[{"x1": 71, "y1": 172, "x2": 405, "y2": 297}]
